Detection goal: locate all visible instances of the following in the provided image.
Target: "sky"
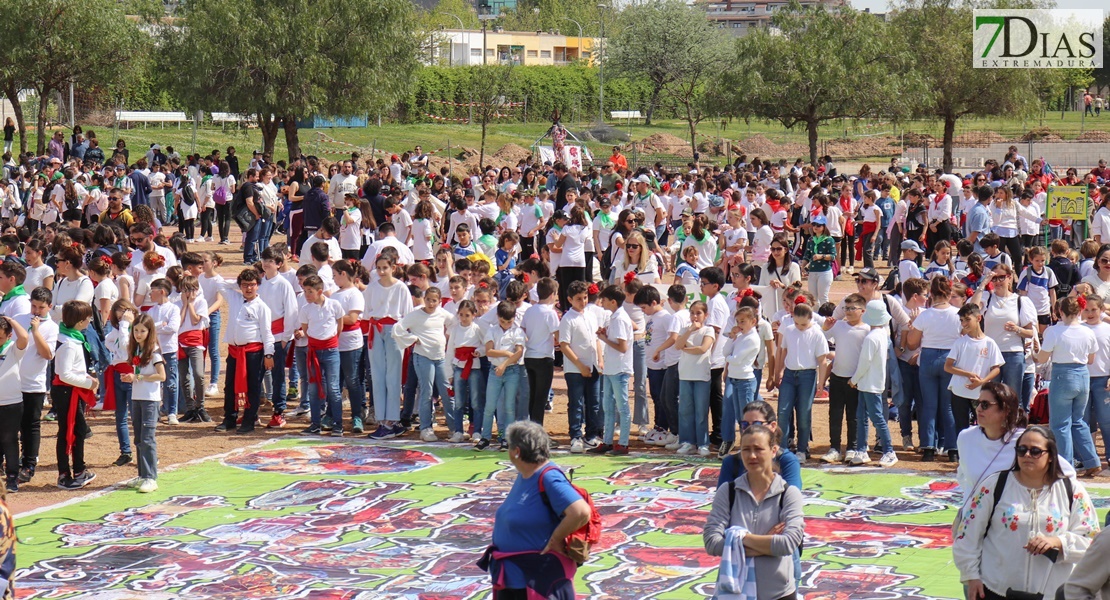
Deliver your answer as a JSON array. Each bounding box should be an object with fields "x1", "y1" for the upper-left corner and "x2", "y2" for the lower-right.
[{"x1": 848, "y1": 0, "x2": 1107, "y2": 14}]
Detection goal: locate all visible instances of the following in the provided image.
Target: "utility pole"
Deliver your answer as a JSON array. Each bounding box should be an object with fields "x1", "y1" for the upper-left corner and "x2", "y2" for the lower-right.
[
  {"x1": 479, "y1": 1, "x2": 495, "y2": 65},
  {"x1": 597, "y1": 2, "x2": 606, "y2": 123}
]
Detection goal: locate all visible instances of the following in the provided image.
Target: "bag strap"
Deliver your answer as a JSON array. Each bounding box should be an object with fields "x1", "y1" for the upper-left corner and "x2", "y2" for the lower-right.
[
  {"x1": 537, "y1": 464, "x2": 560, "y2": 517},
  {"x1": 984, "y1": 470, "x2": 1010, "y2": 536}
]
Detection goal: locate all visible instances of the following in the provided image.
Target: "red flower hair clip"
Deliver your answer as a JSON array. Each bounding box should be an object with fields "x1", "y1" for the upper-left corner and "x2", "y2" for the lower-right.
[
  {"x1": 522, "y1": 273, "x2": 530, "y2": 284},
  {"x1": 102, "y1": 256, "x2": 113, "y2": 265},
  {"x1": 623, "y1": 271, "x2": 636, "y2": 285},
  {"x1": 740, "y1": 288, "x2": 755, "y2": 298},
  {"x1": 588, "y1": 283, "x2": 599, "y2": 295},
  {"x1": 478, "y1": 281, "x2": 489, "y2": 289},
  {"x1": 794, "y1": 295, "x2": 807, "y2": 305},
  {"x1": 71, "y1": 241, "x2": 80, "y2": 249},
  {"x1": 441, "y1": 243, "x2": 452, "y2": 249},
  {"x1": 1078, "y1": 295, "x2": 1088, "y2": 309},
  {"x1": 348, "y1": 258, "x2": 359, "y2": 264},
  {"x1": 965, "y1": 287, "x2": 974, "y2": 298}
]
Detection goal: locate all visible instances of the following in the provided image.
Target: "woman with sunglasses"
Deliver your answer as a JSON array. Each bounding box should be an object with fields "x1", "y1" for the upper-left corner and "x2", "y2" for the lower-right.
[
  {"x1": 970, "y1": 264, "x2": 1039, "y2": 409},
  {"x1": 758, "y1": 235, "x2": 801, "y2": 322},
  {"x1": 1081, "y1": 244, "x2": 1110, "y2": 305},
  {"x1": 954, "y1": 426, "x2": 1098, "y2": 600},
  {"x1": 905, "y1": 277, "x2": 960, "y2": 463},
  {"x1": 612, "y1": 230, "x2": 658, "y2": 286},
  {"x1": 801, "y1": 215, "x2": 835, "y2": 305},
  {"x1": 1035, "y1": 296, "x2": 1101, "y2": 475}
]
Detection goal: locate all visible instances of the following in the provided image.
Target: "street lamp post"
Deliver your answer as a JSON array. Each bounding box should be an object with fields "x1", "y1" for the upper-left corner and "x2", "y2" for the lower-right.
[
  {"x1": 562, "y1": 17, "x2": 583, "y2": 63},
  {"x1": 442, "y1": 12, "x2": 466, "y2": 65},
  {"x1": 597, "y1": 3, "x2": 605, "y2": 123},
  {"x1": 478, "y1": 3, "x2": 495, "y2": 65}
]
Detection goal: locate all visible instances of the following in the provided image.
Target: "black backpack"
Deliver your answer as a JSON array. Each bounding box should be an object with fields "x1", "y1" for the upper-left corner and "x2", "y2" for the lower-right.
[
  {"x1": 983, "y1": 470, "x2": 1074, "y2": 537},
  {"x1": 181, "y1": 182, "x2": 196, "y2": 206}
]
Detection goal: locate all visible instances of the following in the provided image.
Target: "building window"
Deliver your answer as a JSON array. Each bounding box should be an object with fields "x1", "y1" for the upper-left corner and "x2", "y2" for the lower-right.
[
  {"x1": 540, "y1": 50, "x2": 551, "y2": 58},
  {"x1": 527, "y1": 50, "x2": 538, "y2": 57},
  {"x1": 471, "y1": 48, "x2": 482, "y2": 57}
]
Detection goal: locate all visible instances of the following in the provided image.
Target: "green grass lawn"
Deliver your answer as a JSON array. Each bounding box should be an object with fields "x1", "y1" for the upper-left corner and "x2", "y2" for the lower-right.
[{"x1": 9, "y1": 109, "x2": 1105, "y2": 164}]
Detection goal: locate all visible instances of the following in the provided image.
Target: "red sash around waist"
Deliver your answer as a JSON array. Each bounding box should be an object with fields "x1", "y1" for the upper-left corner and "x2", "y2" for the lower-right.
[
  {"x1": 228, "y1": 342, "x2": 264, "y2": 396},
  {"x1": 359, "y1": 319, "x2": 371, "y2": 335},
  {"x1": 341, "y1": 322, "x2": 361, "y2": 333},
  {"x1": 53, "y1": 375, "x2": 98, "y2": 456},
  {"x1": 102, "y1": 363, "x2": 134, "y2": 412},
  {"x1": 367, "y1": 317, "x2": 397, "y2": 349},
  {"x1": 270, "y1": 317, "x2": 285, "y2": 336},
  {"x1": 306, "y1": 336, "x2": 339, "y2": 399},
  {"x1": 177, "y1": 329, "x2": 207, "y2": 359},
  {"x1": 454, "y1": 346, "x2": 478, "y2": 380}
]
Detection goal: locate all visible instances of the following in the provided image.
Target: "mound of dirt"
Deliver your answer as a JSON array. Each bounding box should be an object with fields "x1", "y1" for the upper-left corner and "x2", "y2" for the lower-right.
[
  {"x1": 824, "y1": 136, "x2": 901, "y2": 159},
  {"x1": 953, "y1": 131, "x2": 1008, "y2": 147},
  {"x1": 1019, "y1": 127, "x2": 1063, "y2": 142},
  {"x1": 1077, "y1": 130, "x2": 1110, "y2": 143},
  {"x1": 637, "y1": 133, "x2": 690, "y2": 153},
  {"x1": 492, "y1": 143, "x2": 533, "y2": 165},
  {"x1": 732, "y1": 134, "x2": 807, "y2": 159},
  {"x1": 902, "y1": 132, "x2": 936, "y2": 147}
]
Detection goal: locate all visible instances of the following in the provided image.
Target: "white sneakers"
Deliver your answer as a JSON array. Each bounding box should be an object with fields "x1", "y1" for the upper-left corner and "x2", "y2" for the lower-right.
[
  {"x1": 664, "y1": 435, "x2": 681, "y2": 451},
  {"x1": 447, "y1": 432, "x2": 466, "y2": 443},
  {"x1": 636, "y1": 425, "x2": 650, "y2": 439},
  {"x1": 843, "y1": 450, "x2": 858, "y2": 464},
  {"x1": 698, "y1": 446, "x2": 711, "y2": 457},
  {"x1": 138, "y1": 479, "x2": 158, "y2": 494},
  {"x1": 820, "y1": 449, "x2": 842, "y2": 464},
  {"x1": 850, "y1": 451, "x2": 873, "y2": 466},
  {"x1": 570, "y1": 438, "x2": 585, "y2": 453},
  {"x1": 879, "y1": 452, "x2": 899, "y2": 468},
  {"x1": 205, "y1": 384, "x2": 219, "y2": 396},
  {"x1": 644, "y1": 429, "x2": 668, "y2": 445},
  {"x1": 167, "y1": 414, "x2": 179, "y2": 425},
  {"x1": 676, "y1": 443, "x2": 695, "y2": 455},
  {"x1": 420, "y1": 428, "x2": 437, "y2": 442}
]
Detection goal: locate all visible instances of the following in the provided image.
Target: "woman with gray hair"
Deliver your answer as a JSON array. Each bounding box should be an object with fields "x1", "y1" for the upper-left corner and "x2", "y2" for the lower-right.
[{"x1": 479, "y1": 421, "x2": 591, "y2": 599}]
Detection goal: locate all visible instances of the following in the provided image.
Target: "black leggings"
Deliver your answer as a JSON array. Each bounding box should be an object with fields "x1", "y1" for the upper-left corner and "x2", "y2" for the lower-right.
[
  {"x1": 1000, "y1": 235, "x2": 1024, "y2": 268},
  {"x1": 181, "y1": 218, "x2": 196, "y2": 240},
  {"x1": 0, "y1": 403, "x2": 21, "y2": 479},
  {"x1": 20, "y1": 392, "x2": 45, "y2": 469},
  {"x1": 199, "y1": 209, "x2": 214, "y2": 238},
  {"x1": 53, "y1": 385, "x2": 87, "y2": 477},
  {"x1": 556, "y1": 265, "x2": 586, "y2": 313},
  {"x1": 840, "y1": 232, "x2": 855, "y2": 267},
  {"x1": 216, "y1": 203, "x2": 232, "y2": 242},
  {"x1": 524, "y1": 357, "x2": 554, "y2": 425}
]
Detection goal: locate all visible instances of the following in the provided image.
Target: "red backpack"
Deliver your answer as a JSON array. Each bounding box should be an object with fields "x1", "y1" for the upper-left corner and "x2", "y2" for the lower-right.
[
  {"x1": 537, "y1": 465, "x2": 602, "y2": 565},
  {"x1": 1028, "y1": 389, "x2": 1050, "y2": 425}
]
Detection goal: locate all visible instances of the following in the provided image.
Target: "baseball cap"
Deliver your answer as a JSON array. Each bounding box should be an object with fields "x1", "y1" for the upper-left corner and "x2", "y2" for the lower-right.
[
  {"x1": 635, "y1": 174, "x2": 651, "y2": 184},
  {"x1": 900, "y1": 240, "x2": 924, "y2": 254},
  {"x1": 856, "y1": 267, "x2": 881, "y2": 282},
  {"x1": 811, "y1": 215, "x2": 827, "y2": 226}
]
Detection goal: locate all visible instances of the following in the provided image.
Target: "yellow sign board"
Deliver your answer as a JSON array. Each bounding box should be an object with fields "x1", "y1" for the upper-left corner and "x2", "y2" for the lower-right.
[{"x1": 1046, "y1": 186, "x2": 1089, "y2": 221}]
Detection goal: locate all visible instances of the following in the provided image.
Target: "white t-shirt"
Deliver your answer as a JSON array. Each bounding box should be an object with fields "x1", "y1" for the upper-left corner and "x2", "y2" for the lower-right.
[
  {"x1": 723, "y1": 328, "x2": 760, "y2": 381},
  {"x1": 332, "y1": 287, "x2": 366, "y2": 352},
  {"x1": 1084, "y1": 321, "x2": 1110, "y2": 377},
  {"x1": 825, "y1": 320, "x2": 871, "y2": 378},
  {"x1": 706, "y1": 293, "x2": 730, "y2": 369},
  {"x1": 521, "y1": 303, "x2": 560, "y2": 359},
  {"x1": 946, "y1": 335, "x2": 1004, "y2": 399},
  {"x1": 131, "y1": 352, "x2": 166, "y2": 402},
  {"x1": 20, "y1": 318, "x2": 58, "y2": 393},
  {"x1": 485, "y1": 323, "x2": 527, "y2": 368},
  {"x1": 1041, "y1": 323, "x2": 1098, "y2": 365},
  {"x1": 1017, "y1": 265, "x2": 1058, "y2": 316},
  {"x1": 0, "y1": 343, "x2": 27, "y2": 406},
  {"x1": 24, "y1": 264, "x2": 53, "y2": 291},
  {"x1": 981, "y1": 292, "x2": 1037, "y2": 353},
  {"x1": 911, "y1": 306, "x2": 961, "y2": 349},
  {"x1": 392, "y1": 209, "x2": 413, "y2": 246},
  {"x1": 340, "y1": 208, "x2": 363, "y2": 251},
  {"x1": 602, "y1": 307, "x2": 635, "y2": 376},
  {"x1": 560, "y1": 224, "x2": 589, "y2": 268},
  {"x1": 677, "y1": 325, "x2": 715, "y2": 382},
  {"x1": 665, "y1": 308, "x2": 690, "y2": 367},
  {"x1": 559, "y1": 308, "x2": 598, "y2": 375},
  {"x1": 644, "y1": 310, "x2": 675, "y2": 371},
  {"x1": 411, "y1": 218, "x2": 436, "y2": 261},
  {"x1": 300, "y1": 298, "x2": 344, "y2": 340},
  {"x1": 781, "y1": 323, "x2": 830, "y2": 371}
]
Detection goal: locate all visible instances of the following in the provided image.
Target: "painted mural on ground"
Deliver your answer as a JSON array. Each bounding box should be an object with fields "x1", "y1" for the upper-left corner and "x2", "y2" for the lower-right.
[{"x1": 12, "y1": 439, "x2": 1110, "y2": 599}]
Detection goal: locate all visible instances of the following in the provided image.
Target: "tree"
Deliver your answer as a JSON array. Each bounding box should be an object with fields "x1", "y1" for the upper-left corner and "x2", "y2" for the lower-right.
[
  {"x1": 465, "y1": 65, "x2": 516, "y2": 168},
  {"x1": 0, "y1": 0, "x2": 148, "y2": 155},
  {"x1": 605, "y1": 0, "x2": 723, "y2": 125},
  {"x1": 499, "y1": 0, "x2": 604, "y2": 37},
  {"x1": 1092, "y1": 15, "x2": 1110, "y2": 94},
  {"x1": 717, "y1": 3, "x2": 908, "y2": 165},
  {"x1": 668, "y1": 32, "x2": 731, "y2": 158},
  {"x1": 164, "y1": 0, "x2": 420, "y2": 160},
  {"x1": 891, "y1": 0, "x2": 1049, "y2": 172}
]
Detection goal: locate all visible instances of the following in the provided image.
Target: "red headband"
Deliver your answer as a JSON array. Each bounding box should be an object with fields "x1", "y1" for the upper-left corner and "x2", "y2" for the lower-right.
[
  {"x1": 623, "y1": 271, "x2": 636, "y2": 285},
  {"x1": 794, "y1": 295, "x2": 806, "y2": 305},
  {"x1": 588, "y1": 283, "x2": 599, "y2": 295},
  {"x1": 740, "y1": 288, "x2": 755, "y2": 298},
  {"x1": 1077, "y1": 295, "x2": 1088, "y2": 310},
  {"x1": 102, "y1": 256, "x2": 113, "y2": 265}
]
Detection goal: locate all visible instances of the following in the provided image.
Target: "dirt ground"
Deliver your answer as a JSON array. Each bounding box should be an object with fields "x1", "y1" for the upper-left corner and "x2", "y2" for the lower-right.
[{"x1": 8, "y1": 235, "x2": 1080, "y2": 514}]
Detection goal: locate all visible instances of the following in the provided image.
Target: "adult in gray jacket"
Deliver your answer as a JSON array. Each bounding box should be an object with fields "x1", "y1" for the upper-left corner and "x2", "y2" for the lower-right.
[
  {"x1": 1064, "y1": 526, "x2": 1110, "y2": 600},
  {"x1": 703, "y1": 424, "x2": 805, "y2": 600}
]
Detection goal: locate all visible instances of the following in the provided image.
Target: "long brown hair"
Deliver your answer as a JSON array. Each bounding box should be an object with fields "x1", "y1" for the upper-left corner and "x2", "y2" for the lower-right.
[{"x1": 129, "y1": 313, "x2": 158, "y2": 367}]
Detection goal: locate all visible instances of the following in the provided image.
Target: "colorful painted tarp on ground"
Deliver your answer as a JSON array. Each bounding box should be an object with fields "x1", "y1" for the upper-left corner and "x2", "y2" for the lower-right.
[{"x1": 12, "y1": 439, "x2": 1110, "y2": 599}]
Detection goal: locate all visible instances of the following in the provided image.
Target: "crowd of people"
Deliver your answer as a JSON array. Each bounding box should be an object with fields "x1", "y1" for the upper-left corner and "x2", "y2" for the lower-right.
[{"x1": 4, "y1": 128, "x2": 1110, "y2": 598}]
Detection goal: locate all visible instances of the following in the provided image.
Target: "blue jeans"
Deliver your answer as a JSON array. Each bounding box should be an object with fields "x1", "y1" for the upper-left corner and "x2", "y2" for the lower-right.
[
  {"x1": 243, "y1": 220, "x2": 262, "y2": 264},
  {"x1": 113, "y1": 372, "x2": 132, "y2": 455},
  {"x1": 897, "y1": 360, "x2": 922, "y2": 438},
  {"x1": 482, "y1": 363, "x2": 522, "y2": 440},
  {"x1": 1089, "y1": 375, "x2": 1110, "y2": 463},
  {"x1": 339, "y1": 349, "x2": 364, "y2": 422},
  {"x1": 777, "y1": 369, "x2": 817, "y2": 455},
  {"x1": 294, "y1": 346, "x2": 308, "y2": 411},
  {"x1": 131, "y1": 399, "x2": 159, "y2": 480},
  {"x1": 647, "y1": 368, "x2": 668, "y2": 431},
  {"x1": 602, "y1": 373, "x2": 631, "y2": 446},
  {"x1": 565, "y1": 371, "x2": 600, "y2": 440},
  {"x1": 413, "y1": 353, "x2": 454, "y2": 432},
  {"x1": 752, "y1": 368, "x2": 764, "y2": 404},
  {"x1": 453, "y1": 365, "x2": 485, "y2": 434},
  {"x1": 998, "y1": 351, "x2": 1030, "y2": 410},
  {"x1": 161, "y1": 353, "x2": 179, "y2": 417},
  {"x1": 857, "y1": 391, "x2": 894, "y2": 454},
  {"x1": 208, "y1": 310, "x2": 222, "y2": 386},
  {"x1": 1049, "y1": 363, "x2": 1098, "y2": 467},
  {"x1": 918, "y1": 348, "x2": 955, "y2": 450},
  {"x1": 632, "y1": 339, "x2": 649, "y2": 426},
  {"x1": 369, "y1": 326, "x2": 403, "y2": 422},
  {"x1": 678, "y1": 379, "x2": 711, "y2": 447},
  {"x1": 723, "y1": 378, "x2": 755, "y2": 444},
  {"x1": 306, "y1": 348, "x2": 342, "y2": 430}
]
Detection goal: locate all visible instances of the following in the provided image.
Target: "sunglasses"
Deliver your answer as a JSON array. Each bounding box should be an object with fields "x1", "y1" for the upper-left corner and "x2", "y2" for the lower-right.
[
  {"x1": 626, "y1": 244, "x2": 641, "y2": 250},
  {"x1": 1016, "y1": 445, "x2": 1047, "y2": 458},
  {"x1": 975, "y1": 400, "x2": 997, "y2": 410},
  {"x1": 771, "y1": 246, "x2": 785, "y2": 252},
  {"x1": 739, "y1": 420, "x2": 767, "y2": 430}
]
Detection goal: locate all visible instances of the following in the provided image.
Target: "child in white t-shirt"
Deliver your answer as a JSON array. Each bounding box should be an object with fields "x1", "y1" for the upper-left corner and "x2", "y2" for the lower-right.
[
  {"x1": 0, "y1": 316, "x2": 28, "y2": 492},
  {"x1": 635, "y1": 284, "x2": 675, "y2": 447},
  {"x1": 674, "y1": 300, "x2": 716, "y2": 457},
  {"x1": 944, "y1": 302, "x2": 1003, "y2": 436},
  {"x1": 721, "y1": 306, "x2": 761, "y2": 456},
  {"x1": 339, "y1": 193, "x2": 363, "y2": 260},
  {"x1": 1017, "y1": 246, "x2": 1058, "y2": 332},
  {"x1": 120, "y1": 313, "x2": 166, "y2": 494},
  {"x1": 475, "y1": 301, "x2": 526, "y2": 451},
  {"x1": 773, "y1": 302, "x2": 831, "y2": 461},
  {"x1": 591, "y1": 285, "x2": 635, "y2": 455},
  {"x1": 445, "y1": 299, "x2": 485, "y2": 444}
]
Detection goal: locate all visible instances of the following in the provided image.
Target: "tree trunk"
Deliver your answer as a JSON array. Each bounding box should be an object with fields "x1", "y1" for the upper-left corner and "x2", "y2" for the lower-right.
[
  {"x1": 807, "y1": 118, "x2": 819, "y2": 167},
  {"x1": 942, "y1": 114, "x2": 956, "y2": 174},
  {"x1": 3, "y1": 84, "x2": 27, "y2": 155},
  {"x1": 479, "y1": 119, "x2": 487, "y2": 170},
  {"x1": 258, "y1": 114, "x2": 280, "y2": 157},
  {"x1": 687, "y1": 114, "x2": 698, "y2": 161},
  {"x1": 35, "y1": 86, "x2": 51, "y2": 156},
  {"x1": 644, "y1": 84, "x2": 663, "y2": 126},
  {"x1": 282, "y1": 115, "x2": 301, "y2": 162}
]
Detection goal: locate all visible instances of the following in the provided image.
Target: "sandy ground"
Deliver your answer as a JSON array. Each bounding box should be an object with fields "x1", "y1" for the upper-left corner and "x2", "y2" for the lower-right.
[{"x1": 8, "y1": 232, "x2": 1103, "y2": 514}]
